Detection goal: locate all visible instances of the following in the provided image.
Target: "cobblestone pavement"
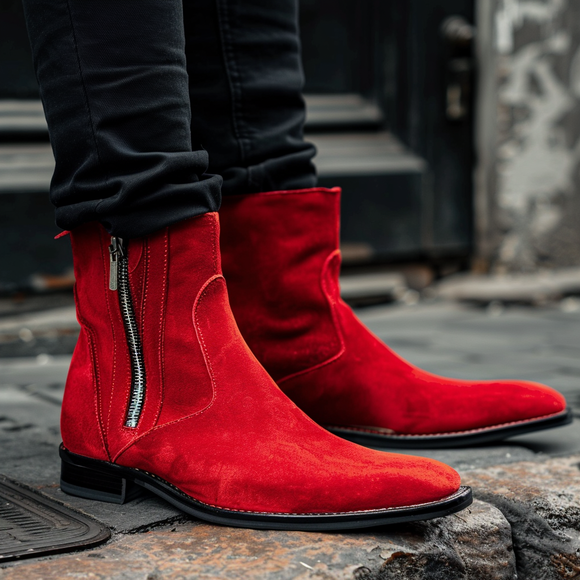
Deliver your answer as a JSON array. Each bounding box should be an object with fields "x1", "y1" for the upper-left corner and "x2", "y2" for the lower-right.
[{"x1": 2, "y1": 298, "x2": 580, "y2": 578}]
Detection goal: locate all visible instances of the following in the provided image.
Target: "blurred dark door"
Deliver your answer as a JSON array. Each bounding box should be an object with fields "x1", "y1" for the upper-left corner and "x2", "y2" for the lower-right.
[
  {"x1": 0, "y1": 0, "x2": 73, "y2": 292},
  {"x1": 0, "y1": 0, "x2": 475, "y2": 290},
  {"x1": 300, "y1": 0, "x2": 476, "y2": 264}
]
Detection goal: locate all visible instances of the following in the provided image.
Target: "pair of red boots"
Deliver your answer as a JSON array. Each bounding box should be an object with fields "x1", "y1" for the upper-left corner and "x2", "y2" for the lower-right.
[{"x1": 60, "y1": 187, "x2": 569, "y2": 530}]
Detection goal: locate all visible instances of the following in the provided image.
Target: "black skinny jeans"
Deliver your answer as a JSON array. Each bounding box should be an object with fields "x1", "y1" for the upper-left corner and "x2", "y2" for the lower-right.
[{"x1": 22, "y1": 0, "x2": 317, "y2": 238}]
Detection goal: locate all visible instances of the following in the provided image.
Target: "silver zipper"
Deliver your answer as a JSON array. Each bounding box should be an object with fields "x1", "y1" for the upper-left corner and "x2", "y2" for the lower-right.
[{"x1": 109, "y1": 237, "x2": 146, "y2": 428}]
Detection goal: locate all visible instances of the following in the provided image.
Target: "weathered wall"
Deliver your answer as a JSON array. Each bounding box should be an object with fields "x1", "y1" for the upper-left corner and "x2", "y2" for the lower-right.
[{"x1": 485, "y1": 0, "x2": 580, "y2": 272}]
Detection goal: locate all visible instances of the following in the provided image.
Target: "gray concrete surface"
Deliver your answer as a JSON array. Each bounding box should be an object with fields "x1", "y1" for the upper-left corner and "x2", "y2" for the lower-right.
[
  {"x1": 2, "y1": 300, "x2": 580, "y2": 515},
  {"x1": 1, "y1": 297, "x2": 580, "y2": 578}
]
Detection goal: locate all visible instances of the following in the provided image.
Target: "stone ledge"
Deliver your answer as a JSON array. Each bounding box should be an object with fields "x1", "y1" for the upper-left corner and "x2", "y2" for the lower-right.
[
  {"x1": 6, "y1": 455, "x2": 580, "y2": 578},
  {"x1": 464, "y1": 454, "x2": 580, "y2": 580},
  {"x1": 0, "y1": 499, "x2": 515, "y2": 580}
]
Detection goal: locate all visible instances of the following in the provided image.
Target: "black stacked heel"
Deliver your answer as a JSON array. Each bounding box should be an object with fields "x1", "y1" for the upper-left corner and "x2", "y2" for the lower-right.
[{"x1": 60, "y1": 446, "x2": 143, "y2": 504}]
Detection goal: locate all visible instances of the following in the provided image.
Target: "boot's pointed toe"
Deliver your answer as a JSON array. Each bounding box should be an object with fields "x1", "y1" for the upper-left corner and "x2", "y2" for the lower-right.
[
  {"x1": 219, "y1": 188, "x2": 572, "y2": 449},
  {"x1": 498, "y1": 380, "x2": 567, "y2": 419},
  {"x1": 443, "y1": 378, "x2": 567, "y2": 429}
]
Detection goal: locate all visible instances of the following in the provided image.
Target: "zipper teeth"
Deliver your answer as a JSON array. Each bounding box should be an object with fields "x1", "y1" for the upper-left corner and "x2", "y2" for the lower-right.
[{"x1": 116, "y1": 247, "x2": 146, "y2": 429}]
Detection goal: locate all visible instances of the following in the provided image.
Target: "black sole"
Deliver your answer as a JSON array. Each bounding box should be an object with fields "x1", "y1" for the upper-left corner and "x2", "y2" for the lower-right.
[
  {"x1": 327, "y1": 408, "x2": 574, "y2": 449},
  {"x1": 59, "y1": 445, "x2": 472, "y2": 531}
]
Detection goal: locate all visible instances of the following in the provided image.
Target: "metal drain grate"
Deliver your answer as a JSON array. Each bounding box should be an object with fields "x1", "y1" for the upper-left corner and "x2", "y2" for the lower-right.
[{"x1": 0, "y1": 474, "x2": 110, "y2": 562}]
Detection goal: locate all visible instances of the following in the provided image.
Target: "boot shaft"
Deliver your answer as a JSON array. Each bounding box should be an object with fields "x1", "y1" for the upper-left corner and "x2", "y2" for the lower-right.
[
  {"x1": 62, "y1": 213, "x2": 222, "y2": 460},
  {"x1": 219, "y1": 187, "x2": 344, "y2": 382}
]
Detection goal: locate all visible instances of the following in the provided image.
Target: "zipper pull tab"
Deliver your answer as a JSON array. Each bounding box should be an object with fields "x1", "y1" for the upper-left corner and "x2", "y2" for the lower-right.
[{"x1": 108, "y1": 237, "x2": 124, "y2": 291}]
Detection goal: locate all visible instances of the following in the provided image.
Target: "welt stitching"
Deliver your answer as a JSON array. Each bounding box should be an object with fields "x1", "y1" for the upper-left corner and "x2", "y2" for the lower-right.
[
  {"x1": 119, "y1": 467, "x2": 465, "y2": 515},
  {"x1": 62, "y1": 450, "x2": 466, "y2": 516},
  {"x1": 327, "y1": 410, "x2": 567, "y2": 437}
]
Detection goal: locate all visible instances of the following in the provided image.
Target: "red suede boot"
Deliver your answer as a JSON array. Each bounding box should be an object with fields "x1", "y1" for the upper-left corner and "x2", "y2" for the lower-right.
[
  {"x1": 59, "y1": 212, "x2": 470, "y2": 529},
  {"x1": 219, "y1": 188, "x2": 571, "y2": 448}
]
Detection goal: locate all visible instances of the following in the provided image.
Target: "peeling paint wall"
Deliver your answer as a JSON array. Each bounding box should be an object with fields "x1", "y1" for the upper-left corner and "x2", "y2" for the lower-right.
[{"x1": 491, "y1": 0, "x2": 580, "y2": 271}]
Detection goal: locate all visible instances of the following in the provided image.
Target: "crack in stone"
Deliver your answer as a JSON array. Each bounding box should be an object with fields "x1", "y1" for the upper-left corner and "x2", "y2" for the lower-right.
[
  {"x1": 477, "y1": 491, "x2": 580, "y2": 580},
  {"x1": 124, "y1": 514, "x2": 191, "y2": 535}
]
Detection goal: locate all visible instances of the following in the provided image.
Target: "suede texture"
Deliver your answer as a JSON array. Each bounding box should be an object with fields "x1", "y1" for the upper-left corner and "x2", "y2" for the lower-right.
[
  {"x1": 219, "y1": 188, "x2": 567, "y2": 436},
  {"x1": 63, "y1": 212, "x2": 460, "y2": 514}
]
